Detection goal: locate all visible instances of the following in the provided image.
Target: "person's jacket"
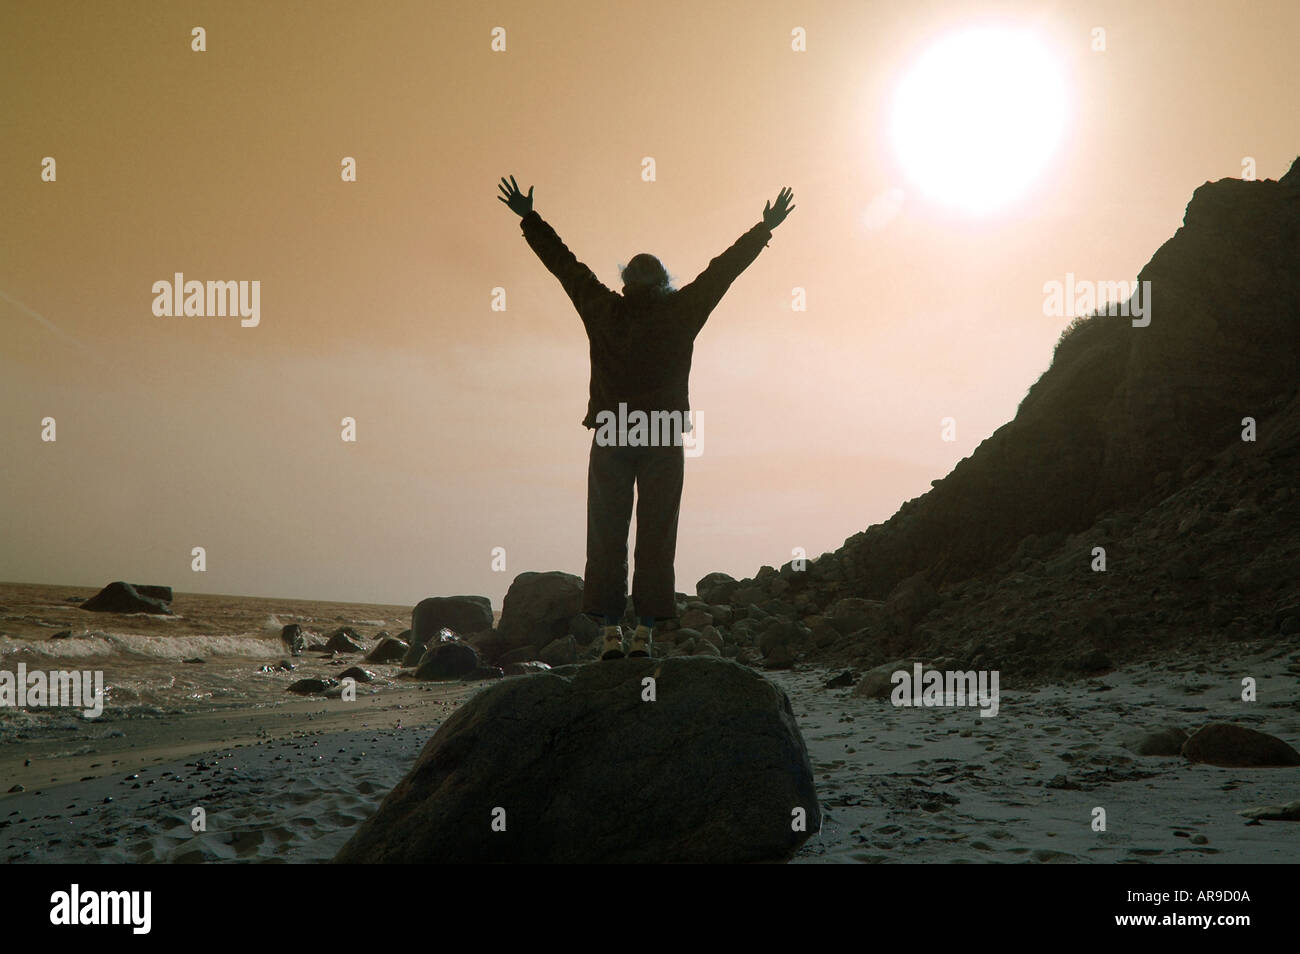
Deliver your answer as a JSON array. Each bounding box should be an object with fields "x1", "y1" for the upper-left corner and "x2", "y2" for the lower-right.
[{"x1": 520, "y1": 209, "x2": 773, "y2": 431}]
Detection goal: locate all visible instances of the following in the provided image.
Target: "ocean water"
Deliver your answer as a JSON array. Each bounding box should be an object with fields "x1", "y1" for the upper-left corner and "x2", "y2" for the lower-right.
[{"x1": 0, "y1": 581, "x2": 414, "y2": 737}]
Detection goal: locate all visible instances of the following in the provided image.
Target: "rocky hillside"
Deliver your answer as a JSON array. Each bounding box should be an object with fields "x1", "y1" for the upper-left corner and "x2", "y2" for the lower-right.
[{"x1": 698, "y1": 158, "x2": 1300, "y2": 679}]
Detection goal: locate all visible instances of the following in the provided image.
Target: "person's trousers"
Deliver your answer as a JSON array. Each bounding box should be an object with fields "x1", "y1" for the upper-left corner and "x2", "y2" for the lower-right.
[{"x1": 582, "y1": 434, "x2": 685, "y2": 621}]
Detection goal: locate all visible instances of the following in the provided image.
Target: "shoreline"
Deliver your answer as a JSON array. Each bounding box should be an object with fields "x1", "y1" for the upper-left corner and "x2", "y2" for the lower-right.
[{"x1": 4, "y1": 647, "x2": 1298, "y2": 863}]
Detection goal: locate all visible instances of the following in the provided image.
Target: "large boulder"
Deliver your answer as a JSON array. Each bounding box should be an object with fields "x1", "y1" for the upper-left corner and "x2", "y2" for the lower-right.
[
  {"x1": 696, "y1": 572, "x2": 739, "y2": 604},
  {"x1": 80, "y1": 581, "x2": 173, "y2": 615},
  {"x1": 415, "y1": 641, "x2": 480, "y2": 680},
  {"x1": 279, "y1": 623, "x2": 311, "y2": 655},
  {"x1": 1181, "y1": 723, "x2": 1300, "y2": 767},
  {"x1": 366, "y1": 635, "x2": 410, "y2": 664},
  {"x1": 404, "y1": 597, "x2": 492, "y2": 666},
  {"x1": 537, "y1": 635, "x2": 579, "y2": 666},
  {"x1": 412, "y1": 596, "x2": 493, "y2": 640},
  {"x1": 332, "y1": 656, "x2": 821, "y2": 863},
  {"x1": 884, "y1": 573, "x2": 939, "y2": 634},
  {"x1": 325, "y1": 630, "x2": 366, "y2": 654},
  {"x1": 496, "y1": 571, "x2": 584, "y2": 650},
  {"x1": 854, "y1": 659, "x2": 929, "y2": 699},
  {"x1": 826, "y1": 597, "x2": 886, "y2": 635}
]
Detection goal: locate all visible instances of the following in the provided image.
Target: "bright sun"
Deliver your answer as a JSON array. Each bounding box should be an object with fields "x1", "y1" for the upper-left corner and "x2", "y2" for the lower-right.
[{"x1": 891, "y1": 27, "x2": 1067, "y2": 214}]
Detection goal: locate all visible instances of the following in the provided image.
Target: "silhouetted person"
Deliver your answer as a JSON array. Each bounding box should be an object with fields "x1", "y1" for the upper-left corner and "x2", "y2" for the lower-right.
[{"x1": 499, "y1": 175, "x2": 794, "y2": 659}]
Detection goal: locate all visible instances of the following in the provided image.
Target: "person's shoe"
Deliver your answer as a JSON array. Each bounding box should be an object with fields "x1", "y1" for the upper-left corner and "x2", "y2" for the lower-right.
[
  {"x1": 599, "y1": 625, "x2": 625, "y2": 660},
  {"x1": 627, "y1": 624, "x2": 653, "y2": 658}
]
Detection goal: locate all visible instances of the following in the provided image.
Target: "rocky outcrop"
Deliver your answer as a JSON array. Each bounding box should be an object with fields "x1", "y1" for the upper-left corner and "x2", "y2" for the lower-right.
[
  {"x1": 690, "y1": 159, "x2": 1300, "y2": 680},
  {"x1": 333, "y1": 656, "x2": 820, "y2": 863},
  {"x1": 80, "y1": 582, "x2": 173, "y2": 615},
  {"x1": 829, "y1": 162, "x2": 1300, "y2": 599}
]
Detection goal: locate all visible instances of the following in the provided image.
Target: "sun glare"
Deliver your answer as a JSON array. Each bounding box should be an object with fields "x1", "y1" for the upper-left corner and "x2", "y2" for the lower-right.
[{"x1": 891, "y1": 27, "x2": 1068, "y2": 214}]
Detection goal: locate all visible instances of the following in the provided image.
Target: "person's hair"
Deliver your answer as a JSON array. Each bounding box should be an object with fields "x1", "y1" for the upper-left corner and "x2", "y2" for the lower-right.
[{"x1": 619, "y1": 253, "x2": 675, "y2": 299}]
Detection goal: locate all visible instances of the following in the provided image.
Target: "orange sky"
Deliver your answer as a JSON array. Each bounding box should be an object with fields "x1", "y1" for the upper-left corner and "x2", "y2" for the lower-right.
[{"x1": 2, "y1": 0, "x2": 1297, "y2": 607}]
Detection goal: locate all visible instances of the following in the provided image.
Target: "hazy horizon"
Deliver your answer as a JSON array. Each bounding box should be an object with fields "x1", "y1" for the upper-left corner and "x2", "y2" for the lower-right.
[{"x1": 4, "y1": 0, "x2": 1298, "y2": 609}]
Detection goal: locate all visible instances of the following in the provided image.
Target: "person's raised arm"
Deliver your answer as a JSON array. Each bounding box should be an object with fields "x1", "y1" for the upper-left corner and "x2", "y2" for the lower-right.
[
  {"x1": 677, "y1": 186, "x2": 795, "y2": 326},
  {"x1": 499, "y1": 174, "x2": 613, "y2": 317}
]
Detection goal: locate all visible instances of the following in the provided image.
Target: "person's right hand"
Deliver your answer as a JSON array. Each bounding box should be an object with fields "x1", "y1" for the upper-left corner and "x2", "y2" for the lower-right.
[
  {"x1": 498, "y1": 175, "x2": 534, "y2": 217},
  {"x1": 762, "y1": 186, "x2": 795, "y2": 229}
]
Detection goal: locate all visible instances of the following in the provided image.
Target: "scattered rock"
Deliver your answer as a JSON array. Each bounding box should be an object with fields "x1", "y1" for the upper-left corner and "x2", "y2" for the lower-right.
[
  {"x1": 763, "y1": 644, "x2": 795, "y2": 669},
  {"x1": 679, "y1": 607, "x2": 713, "y2": 630},
  {"x1": 504, "y1": 661, "x2": 552, "y2": 676},
  {"x1": 1238, "y1": 800, "x2": 1300, "y2": 821},
  {"x1": 569, "y1": 612, "x2": 600, "y2": 646},
  {"x1": 411, "y1": 596, "x2": 494, "y2": 645},
  {"x1": 339, "y1": 667, "x2": 375, "y2": 683},
  {"x1": 496, "y1": 645, "x2": 543, "y2": 668},
  {"x1": 404, "y1": 624, "x2": 465, "y2": 667},
  {"x1": 824, "y1": 670, "x2": 856, "y2": 689},
  {"x1": 280, "y1": 624, "x2": 312, "y2": 655},
  {"x1": 366, "y1": 636, "x2": 409, "y2": 663},
  {"x1": 698, "y1": 625, "x2": 723, "y2": 649},
  {"x1": 1067, "y1": 649, "x2": 1114, "y2": 673},
  {"x1": 827, "y1": 597, "x2": 884, "y2": 634},
  {"x1": 415, "y1": 642, "x2": 480, "y2": 680},
  {"x1": 696, "y1": 572, "x2": 739, "y2": 604},
  {"x1": 286, "y1": 678, "x2": 339, "y2": 695},
  {"x1": 325, "y1": 631, "x2": 366, "y2": 654},
  {"x1": 1182, "y1": 723, "x2": 1300, "y2": 767},
  {"x1": 854, "y1": 659, "x2": 927, "y2": 699},
  {"x1": 884, "y1": 573, "x2": 939, "y2": 634},
  {"x1": 1123, "y1": 726, "x2": 1189, "y2": 757}
]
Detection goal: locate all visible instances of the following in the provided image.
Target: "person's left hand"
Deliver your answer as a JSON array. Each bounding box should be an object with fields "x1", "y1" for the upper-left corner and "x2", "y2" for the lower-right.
[{"x1": 498, "y1": 175, "x2": 534, "y2": 217}]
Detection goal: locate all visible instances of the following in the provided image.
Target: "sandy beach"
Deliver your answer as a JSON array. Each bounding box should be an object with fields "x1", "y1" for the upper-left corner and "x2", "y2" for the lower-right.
[{"x1": 4, "y1": 637, "x2": 1296, "y2": 863}]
